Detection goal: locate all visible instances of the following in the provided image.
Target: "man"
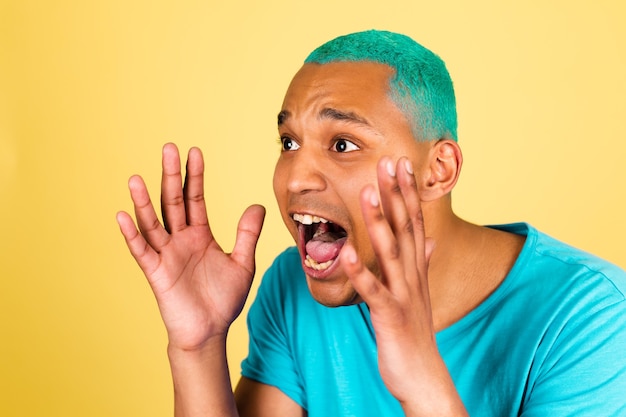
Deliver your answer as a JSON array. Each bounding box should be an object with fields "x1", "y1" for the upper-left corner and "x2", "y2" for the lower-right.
[{"x1": 117, "y1": 30, "x2": 626, "y2": 416}]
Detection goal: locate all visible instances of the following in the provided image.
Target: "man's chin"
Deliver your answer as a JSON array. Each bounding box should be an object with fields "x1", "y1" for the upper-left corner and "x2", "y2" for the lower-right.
[{"x1": 305, "y1": 277, "x2": 362, "y2": 307}]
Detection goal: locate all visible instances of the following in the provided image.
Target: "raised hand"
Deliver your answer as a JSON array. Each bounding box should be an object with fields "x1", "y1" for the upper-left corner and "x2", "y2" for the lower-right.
[
  {"x1": 117, "y1": 143, "x2": 265, "y2": 351},
  {"x1": 341, "y1": 157, "x2": 467, "y2": 416}
]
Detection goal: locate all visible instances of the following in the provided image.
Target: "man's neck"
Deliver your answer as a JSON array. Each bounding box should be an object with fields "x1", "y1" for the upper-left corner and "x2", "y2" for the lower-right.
[{"x1": 424, "y1": 209, "x2": 525, "y2": 332}]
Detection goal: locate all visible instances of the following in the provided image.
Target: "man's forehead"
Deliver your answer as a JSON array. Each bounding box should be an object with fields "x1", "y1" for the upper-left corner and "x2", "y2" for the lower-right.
[
  {"x1": 278, "y1": 62, "x2": 396, "y2": 122},
  {"x1": 287, "y1": 61, "x2": 394, "y2": 90}
]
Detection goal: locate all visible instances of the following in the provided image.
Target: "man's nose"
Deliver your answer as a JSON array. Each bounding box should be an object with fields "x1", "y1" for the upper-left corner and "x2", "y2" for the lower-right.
[{"x1": 286, "y1": 150, "x2": 327, "y2": 194}]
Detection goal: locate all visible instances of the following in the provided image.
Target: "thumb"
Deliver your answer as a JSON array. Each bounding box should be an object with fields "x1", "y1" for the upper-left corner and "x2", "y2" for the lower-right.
[{"x1": 231, "y1": 204, "x2": 266, "y2": 273}]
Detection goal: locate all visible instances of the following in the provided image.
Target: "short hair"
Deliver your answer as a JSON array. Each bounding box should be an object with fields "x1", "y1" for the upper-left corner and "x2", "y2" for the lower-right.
[{"x1": 305, "y1": 30, "x2": 458, "y2": 142}]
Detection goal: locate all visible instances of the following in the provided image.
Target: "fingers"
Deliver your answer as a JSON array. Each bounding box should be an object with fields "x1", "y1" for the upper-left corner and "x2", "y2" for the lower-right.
[
  {"x1": 359, "y1": 184, "x2": 406, "y2": 292},
  {"x1": 357, "y1": 156, "x2": 432, "y2": 296},
  {"x1": 124, "y1": 143, "x2": 211, "y2": 248},
  {"x1": 116, "y1": 211, "x2": 161, "y2": 275},
  {"x1": 377, "y1": 157, "x2": 420, "y2": 276},
  {"x1": 359, "y1": 157, "x2": 423, "y2": 291},
  {"x1": 231, "y1": 205, "x2": 266, "y2": 275},
  {"x1": 183, "y1": 147, "x2": 209, "y2": 227},
  {"x1": 129, "y1": 175, "x2": 170, "y2": 250},
  {"x1": 161, "y1": 143, "x2": 187, "y2": 233},
  {"x1": 394, "y1": 157, "x2": 429, "y2": 276},
  {"x1": 342, "y1": 244, "x2": 393, "y2": 311}
]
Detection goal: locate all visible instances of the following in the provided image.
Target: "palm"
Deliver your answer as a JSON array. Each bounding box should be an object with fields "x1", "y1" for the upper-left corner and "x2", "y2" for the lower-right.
[
  {"x1": 149, "y1": 227, "x2": 253, "y2": 348},
  {"x1": 117, "y1": 144, "x2": 265, "y2": 350}
]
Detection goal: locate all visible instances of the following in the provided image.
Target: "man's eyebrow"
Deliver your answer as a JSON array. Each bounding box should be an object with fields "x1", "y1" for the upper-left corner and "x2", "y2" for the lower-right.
[
  {"x1": 277, "y1": 110, "x2": 290, "y2": 126},
  {"x1": 319, "y1": 107, "x2": 370, "y2": 126},
  {"x1": 277, "y1": 108, "x2": 373, "y2": 129}
]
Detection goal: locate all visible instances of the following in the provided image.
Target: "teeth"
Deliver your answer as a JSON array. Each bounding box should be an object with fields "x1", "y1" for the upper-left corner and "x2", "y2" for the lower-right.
[
  {"x1": 305, "y1": 255, "x2": 334, "y2": 271},
  {"x1": 293, "y1": 213, "x2": 335, "y2": 272},
  {"x1": 293, "y1": 213, "x2": 329, "y2": 225}
]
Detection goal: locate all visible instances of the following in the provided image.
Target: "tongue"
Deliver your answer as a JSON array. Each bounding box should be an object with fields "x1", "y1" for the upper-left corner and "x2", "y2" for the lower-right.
[{"x1": 305, "y1": 234, "x2": 347, "y2": 263}]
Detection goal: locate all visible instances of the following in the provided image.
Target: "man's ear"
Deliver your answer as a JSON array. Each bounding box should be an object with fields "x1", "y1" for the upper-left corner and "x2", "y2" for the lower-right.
[{"x1": 419, "y1": 139, "x2": 463, "y2": 201}]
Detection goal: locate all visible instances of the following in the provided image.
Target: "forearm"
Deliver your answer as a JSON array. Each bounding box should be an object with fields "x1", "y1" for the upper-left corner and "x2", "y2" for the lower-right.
[{"x1": 168, "y1": 336, "x2": 239, "y2": 417}]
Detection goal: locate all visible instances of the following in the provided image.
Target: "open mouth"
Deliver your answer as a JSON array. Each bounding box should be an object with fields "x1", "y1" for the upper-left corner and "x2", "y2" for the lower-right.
[{"x1": 293, "y1": 213, "x2": 348, "y2": 272}]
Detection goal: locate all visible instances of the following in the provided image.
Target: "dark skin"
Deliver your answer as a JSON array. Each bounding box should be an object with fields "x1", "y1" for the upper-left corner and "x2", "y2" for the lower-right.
[{"x1": 118, "y1": 61, "x2": 524, "y2": 416}]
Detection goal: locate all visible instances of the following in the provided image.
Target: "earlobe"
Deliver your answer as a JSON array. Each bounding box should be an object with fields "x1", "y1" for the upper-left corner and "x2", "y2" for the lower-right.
[{"x1": 419, "y1": 140, "x2": 463, "y2": 201}]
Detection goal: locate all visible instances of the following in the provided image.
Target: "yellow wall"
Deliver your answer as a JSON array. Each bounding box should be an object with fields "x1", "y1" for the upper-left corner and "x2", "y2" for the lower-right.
[{"x1": 1, "y1": 1, "x2": 624, "y2": 415}]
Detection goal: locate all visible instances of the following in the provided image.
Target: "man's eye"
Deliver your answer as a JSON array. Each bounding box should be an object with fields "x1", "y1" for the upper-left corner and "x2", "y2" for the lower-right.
[
  {"x1": 333, "y1": 138, "x2": 359, "y2": 153},
  {"x1": 280, "y1": 137, "x2": 300, "y2": 151}
]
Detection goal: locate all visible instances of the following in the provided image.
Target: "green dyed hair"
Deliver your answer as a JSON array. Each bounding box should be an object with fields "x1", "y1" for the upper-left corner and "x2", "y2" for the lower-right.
[{"x1": 305, "y1": 30, "x2": 458, "y2": 142}]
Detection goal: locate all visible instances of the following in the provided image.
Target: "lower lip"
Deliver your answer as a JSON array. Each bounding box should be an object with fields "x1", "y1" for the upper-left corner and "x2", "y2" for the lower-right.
[{"x1": 301, "y1": 249, "x2": 344, "y2": 280}]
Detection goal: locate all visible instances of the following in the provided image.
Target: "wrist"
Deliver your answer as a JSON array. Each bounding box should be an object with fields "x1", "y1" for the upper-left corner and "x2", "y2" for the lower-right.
[
  {"x1": 401, "y1": 399, "x2": 469, "y2": 417},
  {"x1": 167, "y1": 333, "x2": 228, "y2": 360},
  {"x1": 395, "y1": 355, "x2": 468, "y2": 417}
]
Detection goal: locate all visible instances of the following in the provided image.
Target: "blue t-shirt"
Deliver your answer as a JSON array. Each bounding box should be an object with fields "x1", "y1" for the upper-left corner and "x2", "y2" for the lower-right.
[{"x1": 241, "y1": 223, "x2": 626, "y2": 416}]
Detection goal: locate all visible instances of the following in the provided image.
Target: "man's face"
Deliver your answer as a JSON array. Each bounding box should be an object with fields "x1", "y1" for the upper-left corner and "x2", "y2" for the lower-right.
[{"x1": 273, "y1": 61, "x2": 431, "y2": 307}]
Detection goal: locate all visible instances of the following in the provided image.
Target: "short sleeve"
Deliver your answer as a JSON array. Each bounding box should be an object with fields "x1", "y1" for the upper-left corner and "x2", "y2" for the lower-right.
[{"x1": 521, "y1": 299, "x2": 626, "y2": 416}]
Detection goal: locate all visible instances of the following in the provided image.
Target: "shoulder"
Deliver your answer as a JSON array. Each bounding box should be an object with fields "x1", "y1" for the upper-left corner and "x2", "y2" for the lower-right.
[
  {"x1": 478, "y1": 222, "x2": 626, "y2": 335},
  {"x1": 532, "y1": 225, "x2": 626, "y2": 301},
  {"x1": 496, "y1": 223, "x2": 626, "y2": 303}
]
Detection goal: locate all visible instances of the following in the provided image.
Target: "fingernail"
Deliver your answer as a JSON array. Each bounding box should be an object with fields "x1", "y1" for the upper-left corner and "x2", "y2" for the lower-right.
[
  {"x1": 405, "y1": 160, "x2": 413, "y2": 174},
  {"x1": 369, "y1": 191, "x2": 379, "y2": 207},
  {"x1": 386, "y1": 160, "x2": 396, "y2": 177},
  {"x1": 346, "y1": 246, "x2": 358, "y2": 264}
]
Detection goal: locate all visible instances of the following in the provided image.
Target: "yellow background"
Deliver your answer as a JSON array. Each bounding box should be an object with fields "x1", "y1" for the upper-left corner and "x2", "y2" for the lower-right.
[{"x1": 1, "y1": 0, "x2": 625, "y2": 415}]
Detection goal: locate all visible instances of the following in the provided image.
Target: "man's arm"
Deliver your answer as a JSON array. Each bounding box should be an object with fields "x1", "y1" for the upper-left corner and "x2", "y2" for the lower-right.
[
  {"x1": 117, "y1": 143, "x2": 266, "y2": 416},
  {"x1": 167, "y1": 344, "x2": 304, "y2": 416},
  {"x1": 235, "y1": 377, "x2": 305, "y2": 417},
  {"x1": 167, "y1": 337, "x2": 235, "y2": 416}
]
